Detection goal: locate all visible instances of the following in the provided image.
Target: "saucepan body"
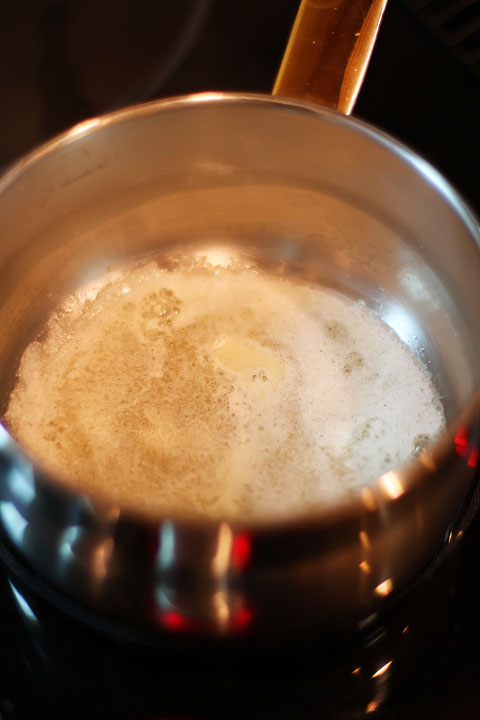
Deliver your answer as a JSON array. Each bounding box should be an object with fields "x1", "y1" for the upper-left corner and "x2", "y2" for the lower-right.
[{"x1": 0, "y1": 93, "x2": 479, "y2": 640}]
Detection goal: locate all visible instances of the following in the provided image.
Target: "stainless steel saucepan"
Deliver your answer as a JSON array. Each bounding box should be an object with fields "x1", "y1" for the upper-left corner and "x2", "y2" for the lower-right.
[{"x1": 0, "y1": 0, "x2": 479, "y2": 640}]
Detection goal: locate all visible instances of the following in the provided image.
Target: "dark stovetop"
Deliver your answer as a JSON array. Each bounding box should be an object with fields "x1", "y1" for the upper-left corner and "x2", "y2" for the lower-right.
[
  {"x1": 0, "y1": 1, "x2": 479, "y2": 717},
  {"x1": 2, "y1": 509, "x2": 480, "y2": 719}
]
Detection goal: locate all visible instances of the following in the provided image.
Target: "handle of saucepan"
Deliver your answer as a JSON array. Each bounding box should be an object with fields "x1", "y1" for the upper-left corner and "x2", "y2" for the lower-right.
[{"x1": 273, "y1": 0, "x2": 388, "y2": 115}]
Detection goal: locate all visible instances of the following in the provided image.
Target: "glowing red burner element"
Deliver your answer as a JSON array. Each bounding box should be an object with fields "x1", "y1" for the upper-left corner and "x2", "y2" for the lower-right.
[
  {"x1": 233, "y1": 607, "x2": 253, "y2": 631},
  {"x1": 232, "y1": 533, "x2": 252, "y2": 569},
  {"x1": 468, "y1": 447, "x2": 479, "y2": 469},
  {"x1": 160, "y1": 611, "x2": 189, "y2": 631},
  {"x1": 454, "y1": 425, "x2": 469, "y2": 458}
]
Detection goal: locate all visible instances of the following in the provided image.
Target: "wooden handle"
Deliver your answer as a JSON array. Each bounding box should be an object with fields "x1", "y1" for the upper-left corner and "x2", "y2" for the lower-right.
[{"x1": 273, "y1": 0, "x2": 388, "y2": 115}]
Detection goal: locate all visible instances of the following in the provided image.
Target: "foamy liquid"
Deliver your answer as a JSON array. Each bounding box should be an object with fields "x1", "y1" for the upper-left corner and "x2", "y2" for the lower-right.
[{"x1": 4, "y1": 260, "x2": 445, "y2": 520}]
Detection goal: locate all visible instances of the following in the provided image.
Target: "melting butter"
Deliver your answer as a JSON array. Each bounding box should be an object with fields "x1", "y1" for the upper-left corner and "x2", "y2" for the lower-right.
[
  {"x1": 4, "y1": 260, "x2": 446, "y2": 520},
  {"x1": 213, "y1": 337, "x2": 285, "y2": 389}
]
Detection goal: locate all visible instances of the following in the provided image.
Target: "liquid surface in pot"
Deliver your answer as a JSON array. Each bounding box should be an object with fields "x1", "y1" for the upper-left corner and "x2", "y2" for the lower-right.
[{"x1": 4, "y1": 257, "x2": 445, "y2": 519}]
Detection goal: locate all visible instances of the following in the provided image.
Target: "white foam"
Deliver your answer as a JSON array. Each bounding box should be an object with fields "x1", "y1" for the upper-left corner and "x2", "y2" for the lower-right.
[{"x1": 4, "y1": 260, "x2": 445, "y2": 520}]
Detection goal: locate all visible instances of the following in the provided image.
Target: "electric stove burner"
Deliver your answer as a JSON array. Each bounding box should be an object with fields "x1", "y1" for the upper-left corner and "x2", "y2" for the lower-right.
[{"x1": 0, "y1": 537, "x2": 461, "y2": 719}]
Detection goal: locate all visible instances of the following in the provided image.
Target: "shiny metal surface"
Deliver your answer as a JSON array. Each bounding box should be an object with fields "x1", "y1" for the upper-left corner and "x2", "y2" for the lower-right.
[
  {"x1": 273, "y1": 0, "x2": 389, "y2": 113},
  {"x1": 0, "y1": 94, "x2": 479, "y2": 637}
]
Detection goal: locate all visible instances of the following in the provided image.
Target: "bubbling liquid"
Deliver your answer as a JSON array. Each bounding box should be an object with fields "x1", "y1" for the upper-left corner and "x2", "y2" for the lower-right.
[{"x1": 4, "y1": 259, "x2": 445, "y2": 520}]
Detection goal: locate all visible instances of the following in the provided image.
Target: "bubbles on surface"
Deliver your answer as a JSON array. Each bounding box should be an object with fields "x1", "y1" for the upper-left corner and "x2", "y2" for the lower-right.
[
  {"x1": 4, "y1": 259, "x2": 446, "y2": 520},
  {"x1": 413, "y1": 434, "x2": 431, "y2": 455},
  {"x1": 344, "y1": 351, "x2": 365, "y2": 375}
]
